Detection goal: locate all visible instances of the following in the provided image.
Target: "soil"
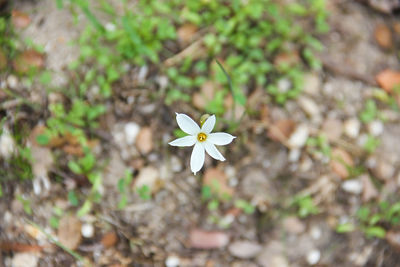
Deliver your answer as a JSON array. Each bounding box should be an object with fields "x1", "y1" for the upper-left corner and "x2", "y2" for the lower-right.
[{"x1": 1, "y1": 0, "x2": 400, "y2": 266}]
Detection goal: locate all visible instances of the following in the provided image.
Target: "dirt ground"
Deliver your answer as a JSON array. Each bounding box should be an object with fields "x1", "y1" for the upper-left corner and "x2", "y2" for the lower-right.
[{"x1": 1, "y1": 0, "x2": 400, "y2": 266}]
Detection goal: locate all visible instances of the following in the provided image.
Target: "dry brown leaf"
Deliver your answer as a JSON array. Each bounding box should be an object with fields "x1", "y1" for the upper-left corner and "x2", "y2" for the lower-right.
[
  {"x1": 57, "y1": 215, "x2": 82, "y2": 250},
  {"x1": 101, "y1": 231, "x2": 118, "y2": 248},
  {"x1": 203, "y1": 167, "x2": 234, "y2": 198},
  {"x1": 11, "y1": 10, "x2": 31, "y2": 29},
  {"x1": 267, "y1": 119, "x2": 296, "y2": 143},
  {"x1": 177, "y1": 24, "x2": 198, "y2": 43},
  {"x1": 192, "y1": 81, "x2": 215, "y2": 110},
  {"x1": 0, "y1": 242, "x2": 45, "y2": 252},
  {"x1": 330, "y1": 148, "x2": 354, "y2": 179},
  {"x1": 274, "y1": 51, "x2": 300, "y2": 67},
  {"x1": 136, "y1": 127, "x2": 153, "y2": 154},
  {"x1": 386, "y1": 231, "x2": 400, "y2": 253},
  {"x1": 13, "y1": 50, "x2": 45, "y2": 73},
  {"x1": 361, "y1": 174, "x2": 378, "y2": 202},
  {"x1": 374, "y1": 24, "x2": 393, "y2": 49},
  {"x1": 375, "y1": 69, "x2": 400, "y2": 93},
  {"x1": 393, "y1": 22, "x2": 400, "y2": 35}
]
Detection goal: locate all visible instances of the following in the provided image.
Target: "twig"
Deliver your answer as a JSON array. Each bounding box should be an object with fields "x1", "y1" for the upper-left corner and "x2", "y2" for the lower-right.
[
  {"x1": 163, "y1": 38, "x2": 204, "y2": 67},
  {"x1": 25, "y1": 220, "x2": 88, "y2": 265}
]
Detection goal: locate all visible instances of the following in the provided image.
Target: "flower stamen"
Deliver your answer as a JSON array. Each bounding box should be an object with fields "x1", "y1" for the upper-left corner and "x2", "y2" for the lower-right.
[{"x1": 197, "y1": 132, "x2": 207, "y2": 142}]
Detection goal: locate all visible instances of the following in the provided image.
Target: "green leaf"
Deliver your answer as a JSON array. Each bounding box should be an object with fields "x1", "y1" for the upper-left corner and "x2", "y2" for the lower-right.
[
  {"x1": 36, "y1": 134, "x2": 50, "y2": 145},
  {"x1": 365, "y1": 226, "x2": 386, "y2": 238},
  {"x1": 49, "y1": 216, "x2": 59, "y2": 229},
  {"x1": 68, "y1": 190, "x2": 79, "y2": 206},
  {"x1": 118, "y1": 195, "x2": 128, "y2": 210},
  {"x1": 336, "y1": 223, "x2": 355, "y2": 233},
  {"x1": 68, "y1": 161, "x2": 82, "y2": 174},
  {"x1": 77, "y1": 200, "x2": 92, "y2": 217}
]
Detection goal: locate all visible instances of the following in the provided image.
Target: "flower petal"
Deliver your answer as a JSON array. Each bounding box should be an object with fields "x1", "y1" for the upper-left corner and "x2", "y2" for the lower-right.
[
  {"x1": 168, "y1": 135, "x2": 196, "y2": 147},
  {"x1": 176, "y1": 113, "x2": 200, "y2": 135},
  {"x1": 207, "y1": 132, "x2": 236, "y2": 146},
  {"x1": 204, "y1": 141, "x2": 225, "y2": 161},
  {"x1": 201, "y1": 115, "x2": 216, "y2": 134},
  {"x1": 190, "y1": 142, "x2": 205, "y2": 175}
]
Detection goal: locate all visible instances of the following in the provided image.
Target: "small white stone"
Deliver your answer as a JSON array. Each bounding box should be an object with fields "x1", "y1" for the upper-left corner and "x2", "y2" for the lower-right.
[
  {"x1": 4, "y1": 211, "x2": 12, "y2": 224},
  {"x1": 12, "y1": 253, "x2": 39, "y2": 267},
  {"x1": 298, "y1": 96, "x2": 320, "y2": 118},
  {"x1": 105, "y1": 22, "x2": 116, "y2": 31},
  {"x1": 306, "y1": 249, "x2": 321, "y2": 265},
  {"x1": 165, "y1": 255, "x2": 180, "y2": 267},
  {"x1": 368, "y1": 120, "x2": 384, "y2": 136},
  {"x1": 124, "y1": 122, "x2": 140, "y2": 145},
  {"x1": 0, "y1": 127, "x2": 16, "y2": 159},
  {"x1": 303, "y1": 73, "x2": 320, "y2": 95},
  {"x1": 342, "y1": 179, "x2": 363, "y2": 194},
  {"x1": 171, "y1": 156, "x2": 182, "y2": 173},
  {"x1": 7, "y1": 75, "x2": 18, "y2": 88},
  {"x1": 277, "y1": 78, "x2": 291, "y2": 93},
  {"x1": 81, "y1": 223, "x2": 95, "y2": 238},
  {"x1": 288, "y1": 125, "x2": 309, "y2": 148},
  {"x1": 288, "y1": 148, "x2": 301, "y2": 162},
  {"x1": 344, "y1": 119, "x2": 360, "y2": 138},
  {"x1": 310, "y1": 226, "x2": 322, "y2": 240}
]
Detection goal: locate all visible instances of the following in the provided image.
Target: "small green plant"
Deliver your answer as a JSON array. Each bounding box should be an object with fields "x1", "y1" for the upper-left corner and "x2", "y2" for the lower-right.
[
  {"x1": 117, "y1": 170, "x2": 134, "y2": 209},
  {"x1": 337, "y1": 201, "x2": 400, "y2": 238},
  {"x1": 306, "y1": 134, "x2": 331, "y2": 158},
  {"x1": 136, "y1": 185, "x2": 151, "y2": 200},
  {"x1": 359, "y1": 99, "x2": 379, "y2": 123},
  {"x1": 363, "y1": 135, "x2": 380, "y2": 154},
  {"x1": 16, "y1": 195, "x2": 32, "y2": 215},
  {"x1": 235, "y1": 199, "x2": 256, "y2": 214},
  {"x1": 292, "y1": 195, "x2": 319, "y2": 218},
  {"x1": 49, "y1": 206, "x2": 64, "y2": 229}
]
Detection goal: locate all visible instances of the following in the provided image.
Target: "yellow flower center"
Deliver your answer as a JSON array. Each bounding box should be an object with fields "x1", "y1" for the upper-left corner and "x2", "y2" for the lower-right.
[{"x1": 197, "y1": 132, "x2": 207, "y2": 142}]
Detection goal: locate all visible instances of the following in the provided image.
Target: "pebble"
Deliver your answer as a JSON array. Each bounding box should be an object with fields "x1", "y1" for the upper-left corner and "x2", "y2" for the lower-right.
[
  {"x1": 361, "y1": 174, "x2": 379, "y2": 202},
  {"x1": 283, "y1": 216, "x2": 305, "y2": 234},
  {"x1": 372, "y1": 159, "x2": 395, "y2": 181},
  {"x1": 57, "y1": 215, "x2": 82, "y2": 250},
  {"x1": 0, "y1": 127, "x2": 16, "y2": 159},
  {"x1": 322, "y1": 119, "x2": 342, "y2": 140},
  {"x1": 81, "y1": 223, "x2": 95, "y2": 238},
  {"x1": 288, "y1": 148, "x2": 301, "y2": 162},
  {"x1": 170, "y1": 156, "x2": 182, "y2": 173},
  {"x1": 330, "y1": 148, "x2": 354, "y2": 179},
  {"x1": 299, "y1": 157, "x2": 313, "y2": 172},
  {"x1": 277, "y1": 78, "x2": 291, "y2": 93},
  {"x1": 310, "y1": 226, "x2": 322, "y2": 240},
  {"x1": 303, "y1": 73, "x2": 321, "y2": 95},
  {"x1": 342, "y1": 179, "x2": 363, "y2": 194},
  {"x1": 306, "y1": 249, "x2": 321, "y2": 265},
  {"x1": 189, "y1": 229, "x2": 229, "y2": 249},
  {"x1": 256, "y1": 241, "x2": 287, "y2": 267},
  {"x1": 287, "y1": 124, "x2": 309, "y2": 148},
  {"x1": 7, "y1": 75, "x2": 18, "y2": 88},
  {"x1": 136, "y1": 127, "x2": 153, "y2": 154},
  {"x1": 134, "y1": 166, "x2": 161, "y2": 193},
  {"x1": 344, "y1": 118, "x2": 360, "y2": 138},
  {"x1": 165, "y1": 255, "x2": 180, "y2": 267},
  {"x1": 298, "y1": 96, "x2": 320, "y2": 118},
  {"x1": 124, "y1": 122, "x2": 140, "y2": 145},
  {"x1": 368, "y1": 120, "x2": 384, "y2": 136},
  {"x1": 228, "y1": 241, "x2": 262, "y2": 259},
  {"x1": 11, "y1": 253, "x2": 39, "y2": 267}
]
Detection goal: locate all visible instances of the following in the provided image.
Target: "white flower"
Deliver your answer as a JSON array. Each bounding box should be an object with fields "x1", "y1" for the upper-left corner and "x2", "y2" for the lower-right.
[{"x1": 169, "y1": 113, "x2": 236, "y2": 175}]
